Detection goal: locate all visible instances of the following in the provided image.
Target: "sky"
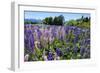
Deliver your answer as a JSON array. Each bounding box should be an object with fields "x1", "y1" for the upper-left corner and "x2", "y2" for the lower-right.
[{"x1": 24, "y1": 11, "x2": 90, "y2": 21}]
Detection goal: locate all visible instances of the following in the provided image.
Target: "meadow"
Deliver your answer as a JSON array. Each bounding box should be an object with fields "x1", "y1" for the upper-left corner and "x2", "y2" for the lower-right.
[{"x1": 24, "y1": 14, "x2": 90, "y2": 61}]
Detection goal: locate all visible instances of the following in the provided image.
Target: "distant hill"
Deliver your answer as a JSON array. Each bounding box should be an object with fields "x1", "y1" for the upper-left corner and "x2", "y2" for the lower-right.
[{"x1": 24, "y1": 19, "x2": 42, "y2": 24}]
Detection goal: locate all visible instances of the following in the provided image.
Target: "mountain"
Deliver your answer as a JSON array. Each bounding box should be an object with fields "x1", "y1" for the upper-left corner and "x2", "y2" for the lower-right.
[{"x1": 24, "y1": 19, "x2": 42, "y2": 24}]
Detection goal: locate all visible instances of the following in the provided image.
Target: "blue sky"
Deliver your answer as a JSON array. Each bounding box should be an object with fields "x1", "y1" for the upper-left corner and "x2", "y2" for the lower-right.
[{"x1": 24, "y1": 11, "x2": 90, "y2": 21}]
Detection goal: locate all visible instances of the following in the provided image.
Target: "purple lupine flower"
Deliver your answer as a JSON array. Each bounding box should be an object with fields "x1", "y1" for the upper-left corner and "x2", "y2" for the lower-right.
[
  {"x1": 36, "y1": 29, "x2": 42, "y2": 39},
  {"x1": 56, "y1": 48, "x2": 62, "y2": 56},
  {"x1": 57, "y1": 26, "x2": 63, "y2": 41},
  {"x1": 51, "y1": 26, "x2": 57, "y2": 38},
  {"x1": 69, "y1": 26, "x2": 76, "y2": 30},
  {"x1": 80, "y1": 47, "x2": 85, "y2": 56},
  {"x1": 85, "y1": 39, "x2": 90, "y2": 44},
  {"x1": 74, "y1": 35, "x2": 79, "y2": 44},
  {"x1": 44, "y1": 29, "x2": 50, "y2": 37},
  {"x1": 47, "y1": 52, "x2": 54, "y2": 60},
  {"x1": 73, "y1": 28, "x2": 81, "y2": 35},
  {"x1": 64, "y1": 26, "x2": 69, "y2": 35},
  {"x1": 24, "y1": 25, "x2": 35, "y2": 53},
  {"x1": 73, "y1": 46, "x2": 78, "y2": 54}
]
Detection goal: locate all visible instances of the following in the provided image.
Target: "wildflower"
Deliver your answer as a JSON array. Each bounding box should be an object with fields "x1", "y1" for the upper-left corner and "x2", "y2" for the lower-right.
[
  {"x1": 24, "y1": 54, "x2": 29, "y2": 61},
  {"x1": 47, "y1": 52, "x2": 54, "y2": 60},
  {"x1": 56, "y1": 48, "x2": 63, "y2": 56}
]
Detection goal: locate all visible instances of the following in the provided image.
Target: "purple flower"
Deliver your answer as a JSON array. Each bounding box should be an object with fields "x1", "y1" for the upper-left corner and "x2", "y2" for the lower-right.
[
  {"x1": 73, "y1": 46, "x2": 78, "y2": 53},
  {"x1": 51, "y1": 26, "x2": 57, "y2": 38},
  {"x1": 64, "y1": 26, "x2": 69, "y2": 34},
  {"x1": 80, "y1": 47, "x2": 85, "y2": 56},
  {"x1": 24, "y1": 27, "x2": 35, "y2": 53},
  {"x1": 47, "y1": 52, "x2": 54, "y2": 60},
  {"x1": 56, "y1": 48, "x2": 62, "y2": 56},
  {"x1": 74, "y1": 35, "x2": 79, "y2": 44},
  {"x1": 37, "y1": 29, "x2": 42, "y2": 39},
  {"x1": 85, "y1": 39, "x2": 90, "y2": 44}
]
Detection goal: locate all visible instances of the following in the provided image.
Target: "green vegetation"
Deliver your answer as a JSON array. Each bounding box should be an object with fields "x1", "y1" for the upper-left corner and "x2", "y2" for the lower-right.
[
  {"x1": 66, "y1": 16, "x2": 90, "y2": 28},
  {"x1": 24, "y1": 15, "x2": 90, "y2": 28},
  {"x1": 24, "y1": 14, "x2": 90, "y2": 61},
  {"x1": 43, "y1": 15, "x2": 65, "y2": 25}
]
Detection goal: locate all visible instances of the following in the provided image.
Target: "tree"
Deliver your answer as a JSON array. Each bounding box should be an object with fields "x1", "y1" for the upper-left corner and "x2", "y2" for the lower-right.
[
  {"x1": 53, "y1": 16, "x2": 58, "y2": 25},
  {"x1": 58, "y1": 15, "x2": 65, "y2": 25},
  {"x1": 83, "y1": 17, "x2": 89, "y2": 22},
  {"x1": 43, "y1": 15, "x2": 65, "y2": 26},
  {"x1": 43, "y1": 17, "x2": 53, "y2": 25},
  {"x1": 53, "y1": 15, "x2": 64, "y2": 25},
  {"x1": 43, "y1": 17, "x2": 49, "y2": 24},
  {"x1": 48, "y1": 17, "x2": 53, "y2": 25}
]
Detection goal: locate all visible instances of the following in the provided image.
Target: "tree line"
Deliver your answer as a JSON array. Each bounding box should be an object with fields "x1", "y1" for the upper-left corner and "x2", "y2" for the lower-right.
[
  {"x1": 24, "y1": 14, "x2": 90, "y2": 28},
  {"x1": 43, "y1": 15, "x2": 64, "y2": 26}
]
